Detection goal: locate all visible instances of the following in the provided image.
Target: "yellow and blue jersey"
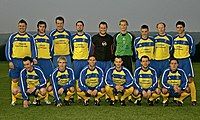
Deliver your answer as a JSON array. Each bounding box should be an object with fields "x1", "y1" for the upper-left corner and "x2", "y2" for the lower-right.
[
  {"x1": 71, "y1": 33, "x2": 92, "y2": 60},
  {"x1": 173, "y1": 34, "x2": 195, "y2": 59},
  {"x1": 134, "y1": 67, "x2": 157, "y2": 92},
  {"x1": 134, "y1": 36, "x2": 155, "y2": 60},
  {"x1": 19, "y1": 66, "x2": 47, "y2": 100},
  {"x1": 79, "y1": 66, "x2": 104, "y2": 91},
  {"x1": 154, "y1": 34, "x2": 173, "y2": 60},
  {"x1": 105, "y1": 66, "x2": 133, "y2": 89},
  {"x1": 161, "y1": 68, "x2": 188, "y2": 90},
  {"x1": 34, "y1": 34, "x2": 52, "y2": 59},
  {"x1": 5, "y1": 32, "x2": 37, "y2": 61},
  {"x1": 51, "y1": 67, "x2": 75, "y2": 103},
  {"x1": 50, "y1": 29, "x2": 71, "y2": 56}
]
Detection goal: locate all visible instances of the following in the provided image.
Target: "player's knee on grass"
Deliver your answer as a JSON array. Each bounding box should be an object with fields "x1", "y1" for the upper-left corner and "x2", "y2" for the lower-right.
[
  {"x1": 162, "y1": 88, "x2": 168, "y2": 94},
  {"x1": 40, "y1": 88, "x2": 47, "y2": 96}
]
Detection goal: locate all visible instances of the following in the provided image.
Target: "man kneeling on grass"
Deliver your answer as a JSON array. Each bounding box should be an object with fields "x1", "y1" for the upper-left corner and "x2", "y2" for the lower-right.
[
  {"x1": 50, "y1": 56, "x2": 75, "y2": 107},
  {"x1": 77, "y1": 55, "x2": 105, "y2": 106},
  {"x1": 133, "y1": 55, "x2": 160, "y2": 106},
  {"x1": 17, "y1": 56, "x2": 47, "y2": 108},
  {"x1": 161, "y1": 58, "x2": 190, "y2": 106}
]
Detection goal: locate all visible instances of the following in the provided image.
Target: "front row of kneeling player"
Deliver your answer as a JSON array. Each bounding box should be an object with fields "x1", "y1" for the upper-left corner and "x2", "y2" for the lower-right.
[{"x1": 14, "y1": 55, "x2": 190, "y2": 108}]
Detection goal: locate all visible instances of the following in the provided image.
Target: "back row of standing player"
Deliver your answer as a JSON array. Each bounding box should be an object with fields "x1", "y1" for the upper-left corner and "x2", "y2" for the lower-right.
[{"x1": 5, "y1": 16, "x2": 196, "y2": 106}]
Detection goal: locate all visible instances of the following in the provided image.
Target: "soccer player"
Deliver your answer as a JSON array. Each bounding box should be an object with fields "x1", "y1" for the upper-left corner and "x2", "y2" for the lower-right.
[
  {"x1": 50, "y1": 16, "x2": 72, "y2": 68},
  {"x1": 134, "y1": 25, "x2": 155, "y2": 69},
  {"x1": 154, "y1": 22, "x2": 173, "y2": 78},
  {"x1": 172, "y1": 21, "x2": 196, "y2": 106},
  {"x1": 161, "y1": 58, "x2": 190, "y2": 106},
  {"x1": 133, "y1": 55, "x2": 160, "y2": 106},
  {"x1": 113, "y1": 19, "x2": 135, "y2": 74},
  {"x1": 105, "y1": 57, "x2": 134, "y2": 106},
  {"x1": 5, "y1": 19, "x2": 37, "y2": 106},
  {"x1": 77, "y1": 55, "x2": 105, "y2": 106},
  {"x1": 33, "y1": 21, "x2": 53, "y2": 105},
  {"x1": 71, "y1": 21, "x2": 92, "y2": 102},
  {"x1": 18, "y1": 56, "x2": 47, "y2": 108},
  {"x1": 50, "y1": 56, "x2": 75, "y2": 107},
  {"x1": 92, "y1": 21, "x2": 114, "y2": 74}
]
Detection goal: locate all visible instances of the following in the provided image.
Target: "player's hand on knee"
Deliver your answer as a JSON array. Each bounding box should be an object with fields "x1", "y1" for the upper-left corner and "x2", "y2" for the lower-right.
[
  {"x1": 91, "y1": 90, "x2": 98, "y2": 96},
  {"x1": 58, "y1": 88, "x2": 64, "y2": 95},
  {"x1": 69, "y1": 87, "x2": 75, "y2": 92},
  {"x1": 87, "y1": 90, "x2": 92, "y2": 95},
  {"x1": 9, "y1": 62, "x2": 14, "y2": 69},
  {"x1": 185, "y1": 87, "x2": 190, "y2": 93},
  {"x1": 147, "y1": 90, "x2": 152, "y2": 98},
  {"x1": 162, "y1": 88, "x2": 168, "y2": 94},
  {"x1": 23, "y1": 100, "x2": 29, "y2": 108},
  {"x1": 156, "y1": 88, "x2": 161, "y2": 94},
  {"x1": 142, "y1": 90, "x2": 148, "y2": 98},
  {"x1": 27, "y1": 87, "x2": 36, "y2": 94},
  {"x1": 133, "y1": 89, "x2": 139, "y2": 96}
]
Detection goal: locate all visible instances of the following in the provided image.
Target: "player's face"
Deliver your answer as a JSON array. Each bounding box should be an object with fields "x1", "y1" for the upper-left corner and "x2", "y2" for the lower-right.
[
  {"x1": 23, "y1": 60, "x2": 33, "y2": 71},
  {"x1": 141, "y1": 58, "x2": 150, "y2": 68},
  {"x1": 170, "y1": 60, "x2": 178, "y2": 71},
  {"x1": 114, "y1": 58, "x2": 123, "y2": 68},
  {"x1": 176, "y1": 25, "x2": 185, "y2": 34},
  {"x1": 88, "y1": 56, "x2": 96, "y2": 67},
  {"x1": 38, "y1": 24, "x2": 46, "y2": 34},
  {"x1": 76, "y1": 23, "x2": 84, "y2": 32},
  {"x1": 99, "y1": 24, "x2": 107, "y2": 35},
  {"x1": 18, "y1": 23, "x2": 27, "y2": 34},
  {"x1": 58, "y1": 59, "x2": 66, "y2": 71},
  {"x1": 56, "y1": 20, "x2": 64, "y2": 31},
  {"x1": 157, "y1": 24, "x2": 165, "y2": 35},
  {"x1": 141, "y1": 28, "x2": 149, "y2": 37},
  {"x1": 119, "y1": 22, "x2": 127, "y2": 32}
]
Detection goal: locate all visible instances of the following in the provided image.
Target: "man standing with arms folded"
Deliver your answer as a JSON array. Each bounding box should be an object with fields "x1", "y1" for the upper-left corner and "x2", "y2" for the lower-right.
[
  {"x1": 5, "y1": 19, "x2": 37, "y2": 106},
  {"x1": 50, "y1": 16, "x2": 72, "y2": 68},
  {"x1": 172, "y1": 21, "x2": 197, "y2": 106}
]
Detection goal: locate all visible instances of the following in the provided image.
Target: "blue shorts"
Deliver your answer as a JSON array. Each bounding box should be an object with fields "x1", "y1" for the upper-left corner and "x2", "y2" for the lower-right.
[
  {"x1": 153, "y1": 59, "x2": 169, "y2": 77},
  {"x1": 9, "y1": 59, "x2": 24, "y2": 79},
  {"x1": 178, "y1": 58, "x2": 194, "y2": 77},
  {"x1": 96, "y1": 61, "x2": 112, "y2": 75},
  {"x1": 37, "y1": 59, "x2": 53, "y2": 79},
  {"x1": 73, "y1": 60, "x2": 88, "y2": 79},
  {"x1": 135, "y1": 59, "x2": 156, "y2": 69},
  {"x1": 53, "y1": 55, "x2": 72, "y2": 68}
]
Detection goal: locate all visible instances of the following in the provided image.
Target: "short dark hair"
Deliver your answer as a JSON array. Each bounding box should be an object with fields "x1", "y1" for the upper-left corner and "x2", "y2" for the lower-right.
[
  {"x1": 22, "y1": 56, "x2": 33, "y2": 63},
  {"x1": 170, "y1": 57, "x2": 179, "y2": 64},
  {"x1": 37, "y1": 21, "x2": 47, "y2": 28},
  {"x1": 119, "y1": 19, "x2": 128, "y2": 26},
  {"x1": 88, "y1": 54, "x2": 96, "y2": 60},
  {"x1": 76, "y1": 20, "x2": 84, "y2": 26},
  {"x1": 140, "y1": 55, "x2": 150, "y2": 61},
  {"x1": 55, "y1": 16, "x2": 64, "y2": 23},
  {"x1": 156, "y1": 22, "x2": 166, "y2": 28},
  {"x1": 114, "y1": 56, "x2": 123, "y2": 61},
  {"x1": 18, "y1": 19, "x2": 27, "y2": 25},
  {"x1": 141, "y1": 24, "x2": 149, "y2": 30},
  {"x1": 176, "y1": 21, "x2": 185, "y2": 28},
  {"x1": 99, "y1": 21, "x2": 108, "y2": 28}
]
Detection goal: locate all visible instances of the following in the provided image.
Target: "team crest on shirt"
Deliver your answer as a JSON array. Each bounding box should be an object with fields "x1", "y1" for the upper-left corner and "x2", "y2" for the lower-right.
[
  {"x1": 140, "y1": 75, "x2": 142, "y2": 78},
  {"x1": 102, "y1": 41, "x2": 107, "y2": 46},
  {"x1": 176, "y1": 76, "x2": 179, "y2": 79},
  {"x1": 82, "y1": 39, "x2": 86, "y2": 42},
  {"x1": 15, "y1": 38, "x2": 18, "y2": 41},
  {"x1": 139, "y1": 44, "x2": 142, "y2": 47}
]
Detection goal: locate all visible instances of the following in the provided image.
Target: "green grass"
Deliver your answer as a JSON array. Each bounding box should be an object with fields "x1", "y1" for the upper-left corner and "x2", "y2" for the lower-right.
[{"x1": 0, "y1": 61, "x2": 199, "y2": 120}]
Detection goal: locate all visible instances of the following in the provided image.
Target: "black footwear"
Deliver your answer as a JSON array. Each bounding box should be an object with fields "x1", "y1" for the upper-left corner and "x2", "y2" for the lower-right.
[
  {"x1": 110, "y1": 100, "x2": 115, "y2": 106},
  {"x1": 191, "y1": 101, "x2": 197, "y2": 106},
  {"x1": 69, "y1": 98, "x2": 75, "y2": 103},
  {"x1": 176, "y1": 101, "x2": 183, "y2": 106},
  {"x1": 134, "y1": 99, "x2": 141, "y2": 106},
  {"x1": 63, "y1": 100, "x2": 70, "y2": 106},
  {"x1": 162, "y1": 101, "x2": 169, "y2": 107},
  {"x1": 148, "y1": 99, "x2": 154, "y2": 106},
  {"x1": 36, "y1": 99, "x2": 41, "y2": 106},
  {"x1": 128, "y1": 99, "x2": 134, "y2": 103},
  {"x1": 77, "y1": 99, "x2": 82, "y2": 103},
  {"x1": 155, "y1": 98, "x2": 160, "y2": 104},
  {"x1": 120, "y1": 100, "x2": 126, "y2": 106},
  {"x1": 94, "y1": 100, "x2": 100, "y2": 106},
  {"x1": 83, "y1": 100, "x2": 89, "y2": 106},
  {"x1": 105, "y1": 98, "x2": 110, "y2": 103}
]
